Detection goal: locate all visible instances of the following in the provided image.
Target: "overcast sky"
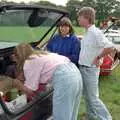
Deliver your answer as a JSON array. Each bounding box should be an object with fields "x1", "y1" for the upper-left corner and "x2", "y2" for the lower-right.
[
  {"x1": 5, "y1": 0, "x2": 69, "y2": 6},
  {"x1": 2, "y1": 0, "x2": 120, "y2": 6}
]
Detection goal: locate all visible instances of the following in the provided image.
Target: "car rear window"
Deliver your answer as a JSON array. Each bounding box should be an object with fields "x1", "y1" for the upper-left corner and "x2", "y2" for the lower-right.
[{"x1": 0, "y1": 9, "x2": 63, "y2": 46}]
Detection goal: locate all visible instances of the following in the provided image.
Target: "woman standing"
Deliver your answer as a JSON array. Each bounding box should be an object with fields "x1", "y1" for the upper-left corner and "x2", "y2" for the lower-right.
[{"x1": 46, "y1": 17, "x2": 80, "y2": 66}]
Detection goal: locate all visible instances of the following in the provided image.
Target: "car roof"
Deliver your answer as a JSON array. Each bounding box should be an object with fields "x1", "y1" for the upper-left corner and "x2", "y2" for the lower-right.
[
  {"x1": 105, "y1": 30, "x2": 120, "y2": 37},
  {"x1": 0, "y1": 4, "x2": 68, "y2": 15},
  {"x1": 106, "y1": 33, "x2": 120, "y2": 37}
]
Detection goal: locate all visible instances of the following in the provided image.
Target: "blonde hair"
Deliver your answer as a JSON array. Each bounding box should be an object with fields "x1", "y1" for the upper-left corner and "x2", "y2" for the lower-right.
[
  {"x1": 14, "y1": 43, "x2": 48, "y2": 72},
  {"x1": 77, "y1": 7, "x2": 95, "y2": 24}
]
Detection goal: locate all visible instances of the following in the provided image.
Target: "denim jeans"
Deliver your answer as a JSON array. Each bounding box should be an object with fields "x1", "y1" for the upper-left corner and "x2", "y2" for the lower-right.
[
  {"x1": 79, "y1": 65, "x2": 112, "y2": 120},
  {"x1": 52, "y1": 62, "x2": 83, "y2": 120}
]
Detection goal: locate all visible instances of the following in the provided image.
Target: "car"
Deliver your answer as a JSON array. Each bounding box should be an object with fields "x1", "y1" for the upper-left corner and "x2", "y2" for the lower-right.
[
  {"x1": 100, "y1": 28, "x2": 120, "y2": 76},
  {"x1": 0, "y1": 4, "x2": 68, "y2": 120}
]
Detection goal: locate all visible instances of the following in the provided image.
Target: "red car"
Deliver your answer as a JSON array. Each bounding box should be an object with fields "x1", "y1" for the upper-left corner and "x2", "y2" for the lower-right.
[{"x1": 100, "y1": 29, "x2": 120, "y2": 76}]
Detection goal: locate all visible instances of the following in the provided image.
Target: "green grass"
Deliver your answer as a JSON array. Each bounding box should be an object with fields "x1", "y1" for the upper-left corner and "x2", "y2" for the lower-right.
[
  {"x1": 99, "y1": 65, "x2": 120, "y2": 120},
  {"x1": 78, "y1": 65, "x2": 120, "y2": 120},
  {"x1": 0, "y1": 26, "x2": 85, "y2": 43},
  {"x1": 73, "y1": 26, "x2": 85, "y2": 35},
  {"x1": 0, "y1": 26, "x2": 52, "y2": 43}
]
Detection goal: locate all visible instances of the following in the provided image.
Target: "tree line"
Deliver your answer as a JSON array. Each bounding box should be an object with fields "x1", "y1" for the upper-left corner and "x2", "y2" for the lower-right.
[{"x1": 0, "y1": 0, "x2": 120, "y2": 26}]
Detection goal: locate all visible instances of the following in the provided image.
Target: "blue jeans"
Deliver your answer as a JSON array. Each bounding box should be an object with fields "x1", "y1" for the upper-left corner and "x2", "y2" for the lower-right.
[
  {"x1": 79, "y1": 65, "x2": 112, "y2": 120},
  {"x1": 52, "y1": 62, "x2": 83, "y2": 120}
]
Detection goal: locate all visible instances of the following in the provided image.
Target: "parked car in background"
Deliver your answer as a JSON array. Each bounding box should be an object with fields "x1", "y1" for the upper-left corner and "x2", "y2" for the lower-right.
[
  {"x1": 100, "y1": 28, "x2": 120, "y2": 76},
  {"x1": 0, "y1": 4, "x2": 68, "y2": 120}
]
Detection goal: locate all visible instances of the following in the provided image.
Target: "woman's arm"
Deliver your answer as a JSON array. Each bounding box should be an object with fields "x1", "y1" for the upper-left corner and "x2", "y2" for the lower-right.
[
  {"x1": 68, "y1": 36, "x2": 81, "y2": 64},
  {"x1": 13, "y1": 79, "x2": 34, "y2": 96}
]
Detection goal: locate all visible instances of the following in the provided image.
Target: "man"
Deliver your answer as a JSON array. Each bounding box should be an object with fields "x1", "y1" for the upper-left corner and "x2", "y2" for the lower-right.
[{"x1": 77, "y1": 7, "x2": 114, "y2": 120}]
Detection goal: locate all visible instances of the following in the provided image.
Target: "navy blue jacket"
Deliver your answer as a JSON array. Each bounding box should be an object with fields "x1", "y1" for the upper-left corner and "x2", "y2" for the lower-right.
[{"x1": 46, "y1": 34, "x2": 81, "y2": 65}]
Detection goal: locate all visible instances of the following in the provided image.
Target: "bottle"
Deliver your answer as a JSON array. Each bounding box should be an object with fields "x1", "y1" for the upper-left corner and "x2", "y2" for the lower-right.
[{"x1": 10, "y1": 88, "x2": 18, "y2": 101}]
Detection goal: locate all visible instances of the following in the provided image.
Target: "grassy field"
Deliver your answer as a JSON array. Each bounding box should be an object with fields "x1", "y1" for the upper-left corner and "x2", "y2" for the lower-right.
[
  {"x1": 78, "y1": 65, "x2": 120, "y2": 120},
  {"x1": 0, "y1": 26, "x2": 52, "y2": 43},
  {"x1": 0, "y1": 26, "x2": 84, "y2": 43},
  {"x1": 73, "y1": 26, "x2": 86, "y2": 35}
]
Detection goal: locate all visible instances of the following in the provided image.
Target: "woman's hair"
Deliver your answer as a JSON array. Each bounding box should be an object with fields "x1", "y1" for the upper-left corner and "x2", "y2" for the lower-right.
[
  {"x1": 58, "y1": 17, "x2": 74, "y2": 34},
  {"x1": 77, "y1": 7, "x2": 95, "y2": 24},
  {"x1": 13, "y1": 43, "x2": 48, "y2": 72}
]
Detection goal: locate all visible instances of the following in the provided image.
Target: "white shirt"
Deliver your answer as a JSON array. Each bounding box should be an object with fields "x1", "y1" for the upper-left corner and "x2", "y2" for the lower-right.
[{"x1": 78, "y1": 25, "x2": 113, "y2": 67}]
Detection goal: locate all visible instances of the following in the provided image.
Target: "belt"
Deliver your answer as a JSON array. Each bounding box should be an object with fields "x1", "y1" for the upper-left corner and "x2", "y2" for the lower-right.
[{"x1": 79, "y1": 65, "x2": 90, "y2": 68}]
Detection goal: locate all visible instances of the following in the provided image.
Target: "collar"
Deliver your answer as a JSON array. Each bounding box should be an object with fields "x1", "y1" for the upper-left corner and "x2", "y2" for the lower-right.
[
  {"x1": 88, "y1": 24, "x2": 95, "y2": 31},
  {"x1": 60, "y1": 34, "x2": 70, "y2": 38}
]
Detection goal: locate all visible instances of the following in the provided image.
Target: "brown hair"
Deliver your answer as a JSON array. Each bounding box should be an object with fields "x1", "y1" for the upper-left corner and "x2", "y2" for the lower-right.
[
  {"x1": 77, "y1": 7, "x2": 95, "y2": 24},
  {"x1": 58, "y1": 17, "x2": 74, "y2": 34},
  {"x1": 14, "y1": 43, "x2": 48, "y2": 72}
]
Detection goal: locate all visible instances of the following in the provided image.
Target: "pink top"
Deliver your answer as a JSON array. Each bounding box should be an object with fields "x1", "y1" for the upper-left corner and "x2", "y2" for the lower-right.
[{"x1": 23, "y1": 53, "x2": 70, "y2": 91}]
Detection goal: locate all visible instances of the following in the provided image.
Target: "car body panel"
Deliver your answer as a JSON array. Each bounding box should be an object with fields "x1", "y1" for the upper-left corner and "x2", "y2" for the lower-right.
[{"x1": 0, "y1": 42, "x2": 19, "y2": 49}]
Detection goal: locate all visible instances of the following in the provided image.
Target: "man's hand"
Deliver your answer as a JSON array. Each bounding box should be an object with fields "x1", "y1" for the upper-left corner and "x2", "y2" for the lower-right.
[
  {"x1": 116, "y1": 50, "x2": 120, "y2": 60},
  {"x1": 92, "y1": 56, "x2": 103, "y2": 67}
]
